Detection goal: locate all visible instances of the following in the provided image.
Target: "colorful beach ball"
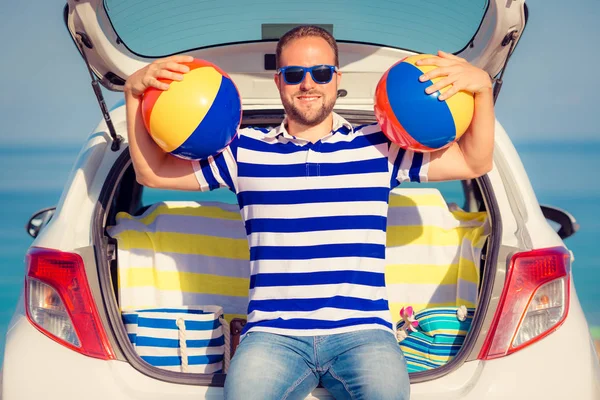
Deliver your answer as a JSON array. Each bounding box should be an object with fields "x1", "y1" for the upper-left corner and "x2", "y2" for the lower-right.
[
  {"x1": 374, "y1": 54, "x2": 474, "y2": 152},
  {"x1": 141, "y1": 59, "x2": 242, "y2": 160}
]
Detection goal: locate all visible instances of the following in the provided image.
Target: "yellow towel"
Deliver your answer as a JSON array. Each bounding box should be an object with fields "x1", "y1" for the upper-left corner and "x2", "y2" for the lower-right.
[
  {"x1": 107, "y1": 189, "x2": 489, "y2": 326},
  {"x1": 385, "y1": 188, "x2": 489, "y2": 326},
  {"x1": 106, "y1": 201, "x2": 250, "y2": 323}
]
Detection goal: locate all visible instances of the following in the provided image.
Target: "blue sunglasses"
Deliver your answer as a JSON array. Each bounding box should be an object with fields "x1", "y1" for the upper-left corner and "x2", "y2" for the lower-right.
[{"x1": 277, "y1": 65, "x2": 339, "y2": 85}]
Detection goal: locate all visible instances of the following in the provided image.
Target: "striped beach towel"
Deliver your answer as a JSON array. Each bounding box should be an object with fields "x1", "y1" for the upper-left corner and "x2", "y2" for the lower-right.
[
  {"x1": 385, "y1": 188, "x2": 489, "y2": 326},
  {"x1": 106, "y1": 201, "x2": 250, "y2": 324},
  {"x1": 396, "y1": 307, "x2": 475, "y2": 373}
]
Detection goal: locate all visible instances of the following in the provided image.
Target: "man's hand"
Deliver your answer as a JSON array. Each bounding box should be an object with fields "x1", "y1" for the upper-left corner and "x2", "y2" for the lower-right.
[
  {"x1": 415, "y1": 51, "x2": 492, "y2": 101},
  {"x1": 421, "y1": 51, "x2": 495, "y2": 182},
  {"x1": 124, "y1": 55, "x2": 194, "y2": 98}
]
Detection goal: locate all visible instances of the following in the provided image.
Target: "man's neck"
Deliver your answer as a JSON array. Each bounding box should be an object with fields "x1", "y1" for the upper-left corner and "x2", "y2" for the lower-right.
[{"x1": 286, "y1": 114, "x2": 334, "y2": 143}]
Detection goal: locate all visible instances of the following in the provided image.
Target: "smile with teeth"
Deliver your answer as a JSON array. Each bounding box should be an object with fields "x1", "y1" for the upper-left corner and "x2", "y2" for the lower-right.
[{"x1": 297, "y1": 95, "x2": 321, "y2": 102}]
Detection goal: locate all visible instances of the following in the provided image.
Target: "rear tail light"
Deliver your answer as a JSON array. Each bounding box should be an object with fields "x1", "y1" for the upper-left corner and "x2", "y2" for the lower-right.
[
  {"x1": 25, "y1": 247, "x2": 115, "y2": 360},
  {"x1": 479, "y1": 247, "x2": 570, "y2": 360}
]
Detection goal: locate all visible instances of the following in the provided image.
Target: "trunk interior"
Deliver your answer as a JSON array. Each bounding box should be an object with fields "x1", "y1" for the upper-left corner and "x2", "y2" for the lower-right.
[{"x1": 94, "y1": 110, "x2": 501, "y2": 386}]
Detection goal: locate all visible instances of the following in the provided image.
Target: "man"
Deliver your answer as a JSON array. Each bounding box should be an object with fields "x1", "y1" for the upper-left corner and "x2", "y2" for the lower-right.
[{"x1": 124, "y1": 25, "x2": 494, "y2": 400}]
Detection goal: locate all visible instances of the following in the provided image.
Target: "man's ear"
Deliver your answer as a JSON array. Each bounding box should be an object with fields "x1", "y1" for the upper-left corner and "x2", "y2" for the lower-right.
[{"x1": 274, "y1": 73, "x2": 280, "y2": 87}]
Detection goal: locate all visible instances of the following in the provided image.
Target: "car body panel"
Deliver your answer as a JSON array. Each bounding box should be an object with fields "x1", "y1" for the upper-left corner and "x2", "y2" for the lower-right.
[{"x1": 65, "y1": 0, "x2": 526, "y2": 94}]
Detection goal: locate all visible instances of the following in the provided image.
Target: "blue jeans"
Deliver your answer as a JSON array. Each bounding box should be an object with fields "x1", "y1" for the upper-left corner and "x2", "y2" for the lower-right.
[{"x1": 224, "y1": 329, "x2": 410, "y2": 400}]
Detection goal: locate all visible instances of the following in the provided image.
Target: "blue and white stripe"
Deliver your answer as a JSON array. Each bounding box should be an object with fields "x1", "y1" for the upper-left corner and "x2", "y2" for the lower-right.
[
  {"x1": 123, "y1": 307, "x2": 225, "y2": 374},
  {"x1": 193, "y1": 113, "x2": 428, "y2": 336}
]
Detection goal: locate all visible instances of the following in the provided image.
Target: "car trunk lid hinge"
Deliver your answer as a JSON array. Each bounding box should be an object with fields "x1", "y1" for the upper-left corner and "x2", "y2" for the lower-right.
[{"x1": 75, "y1": 31, "x2": 123, "y2": 152}]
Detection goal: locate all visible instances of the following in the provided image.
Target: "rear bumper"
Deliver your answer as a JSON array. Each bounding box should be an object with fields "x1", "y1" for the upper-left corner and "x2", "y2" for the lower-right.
[{"x1": 3, "y1": 293, "x2": 599, "y2": 400}]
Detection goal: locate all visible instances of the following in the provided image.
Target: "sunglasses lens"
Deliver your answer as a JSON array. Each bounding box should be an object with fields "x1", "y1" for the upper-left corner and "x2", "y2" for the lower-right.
[
  {"x1": 284, "y1": 68, "x2": 305, "y2": 84},
  {"x1": 312, "y1": 66, "x2": 333, "y2": 83}
]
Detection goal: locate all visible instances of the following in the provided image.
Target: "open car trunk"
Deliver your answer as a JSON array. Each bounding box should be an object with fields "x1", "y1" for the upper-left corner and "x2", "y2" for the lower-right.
[
  {"x1": 65, "y1": 0, "x2": 527, "y2": 104},
  {"x1": 92, "y1": 109, "x2": 502, "y2": 387}
]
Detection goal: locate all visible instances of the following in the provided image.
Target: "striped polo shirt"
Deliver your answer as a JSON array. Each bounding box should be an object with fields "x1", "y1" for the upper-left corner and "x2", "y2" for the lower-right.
[{"x1": 193, "y1": 112, "x2": 429, "y2": 337}]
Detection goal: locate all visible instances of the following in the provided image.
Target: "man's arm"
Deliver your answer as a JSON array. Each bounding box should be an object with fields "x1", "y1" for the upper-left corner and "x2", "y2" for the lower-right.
[
  {"x1": 124, "y1": 55, "x2": 201, "y2": 191},
  {"x1": 413, "y1": 51, "x2": 495, "y2": 182}
]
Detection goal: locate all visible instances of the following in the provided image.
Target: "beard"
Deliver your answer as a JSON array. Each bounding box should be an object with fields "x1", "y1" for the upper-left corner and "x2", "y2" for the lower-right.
[{"x1": 282, "y1": 89, "x2": 337, "y2": 127}]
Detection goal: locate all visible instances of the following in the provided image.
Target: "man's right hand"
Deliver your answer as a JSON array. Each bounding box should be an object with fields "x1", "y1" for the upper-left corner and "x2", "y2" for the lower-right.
[{"x1": 124, "y1": 55, "x2": 195, "y2": 98}]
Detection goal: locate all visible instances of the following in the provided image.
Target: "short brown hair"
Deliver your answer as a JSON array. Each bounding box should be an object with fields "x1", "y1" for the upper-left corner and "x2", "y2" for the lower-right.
[{"x1": 275, "y1": 25, "x2": 339, "y2": 69}]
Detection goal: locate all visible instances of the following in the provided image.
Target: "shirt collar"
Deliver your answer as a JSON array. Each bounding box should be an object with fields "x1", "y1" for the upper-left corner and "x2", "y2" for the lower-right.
[{"x1": 265, "y1": 112, "x2": 354, "y2": 139}]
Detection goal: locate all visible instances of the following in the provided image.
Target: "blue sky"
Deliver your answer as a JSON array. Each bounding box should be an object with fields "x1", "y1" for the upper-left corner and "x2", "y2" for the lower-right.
[{"x1": 0, "y1": 0, "x2": 598, "y2": 146}]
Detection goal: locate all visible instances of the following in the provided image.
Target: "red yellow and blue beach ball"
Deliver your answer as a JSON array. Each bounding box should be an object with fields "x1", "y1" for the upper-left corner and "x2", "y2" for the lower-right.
[
  {"x1": 141, "y1": 59, "x2": 242, "y2": 160},
  {"x1": 374, "y1": 54, "x2": 474, "y2": 152}
]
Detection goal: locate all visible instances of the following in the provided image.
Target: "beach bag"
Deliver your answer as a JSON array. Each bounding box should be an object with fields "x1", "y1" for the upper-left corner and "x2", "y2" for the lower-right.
[
  {"x1": 122, "y1": 305, "x2": 231, "y2": 374},
  {"x1": 396, "y1": 306, "x2": 474, "y2": 373}
]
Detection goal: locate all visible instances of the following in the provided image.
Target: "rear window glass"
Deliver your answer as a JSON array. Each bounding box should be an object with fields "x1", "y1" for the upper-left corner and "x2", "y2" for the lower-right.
[{"x1": 103, "y1": 0, "x2": 489, "y2": 57}]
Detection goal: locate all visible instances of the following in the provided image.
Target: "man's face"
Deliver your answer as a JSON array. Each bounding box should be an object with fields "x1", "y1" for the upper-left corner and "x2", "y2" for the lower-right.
[{"x1": 275, "y1": 36, "x2": 341, "y2": 127}]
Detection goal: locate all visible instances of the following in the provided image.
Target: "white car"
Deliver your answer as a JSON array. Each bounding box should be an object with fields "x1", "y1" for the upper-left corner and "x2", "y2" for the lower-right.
[{"x1": 2, "y1": 0, "x2": 600, "y2": 398}]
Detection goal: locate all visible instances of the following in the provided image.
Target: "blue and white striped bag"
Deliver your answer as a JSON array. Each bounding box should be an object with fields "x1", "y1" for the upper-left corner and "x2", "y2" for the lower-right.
[{"x1": 122, "y1": 306, "x2": 230, "y2": 374}]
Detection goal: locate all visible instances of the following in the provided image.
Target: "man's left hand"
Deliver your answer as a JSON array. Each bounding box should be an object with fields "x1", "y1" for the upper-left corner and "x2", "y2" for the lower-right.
[{"x1": 415, "y1": 50, "x2": 493, "y2": 101}]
